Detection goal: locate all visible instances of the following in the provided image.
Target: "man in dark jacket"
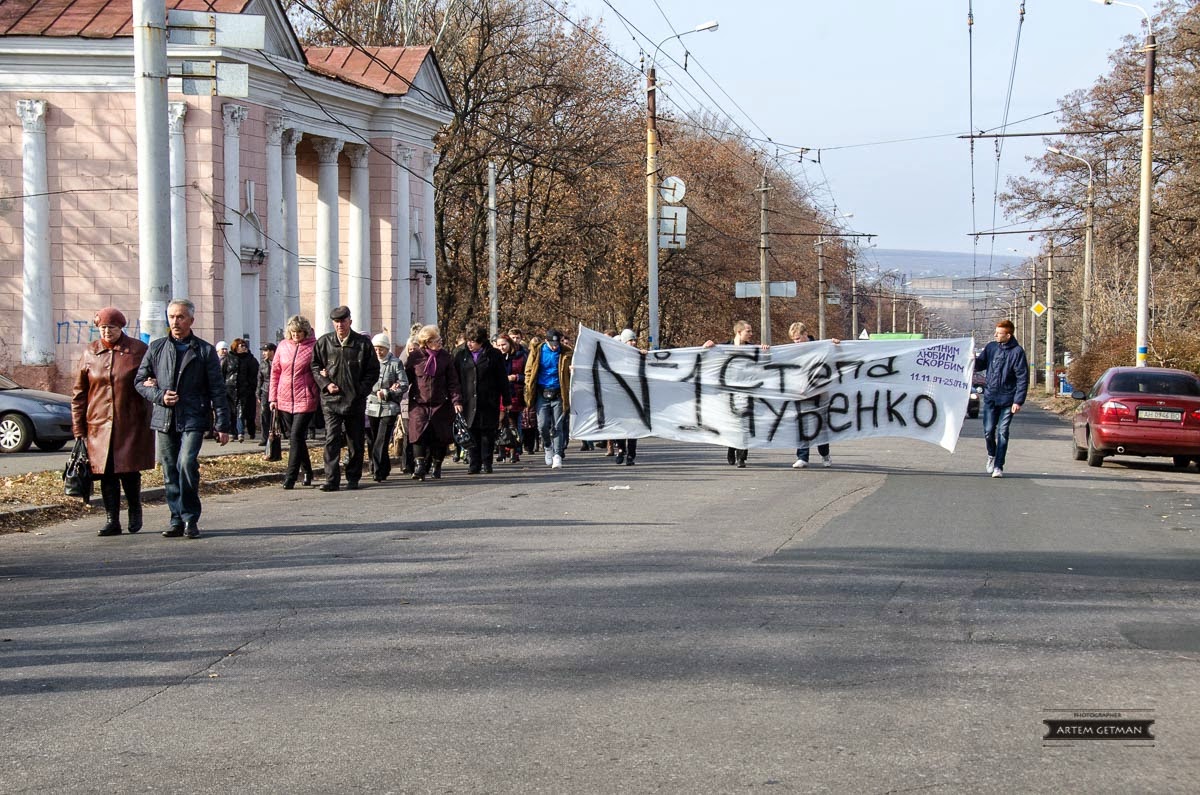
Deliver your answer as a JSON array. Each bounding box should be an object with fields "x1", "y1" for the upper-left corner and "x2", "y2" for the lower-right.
[
  {"x1": 311, "y1": 305, "x2": 380, "y2": 491},
  {"x1": 974, "y1": 319, "x2": 1029, "y2": 479},
  {"x1": 256, "y1": 342, "x2": 275, "y2": 446},
  {"x1": 135, "y1": 298, "x2": 231, "y2": 538}
]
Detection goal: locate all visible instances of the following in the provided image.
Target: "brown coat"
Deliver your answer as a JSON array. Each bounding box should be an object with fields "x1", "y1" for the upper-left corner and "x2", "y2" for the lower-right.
[{"x1": 71, "y1": 335, "x2": 156, "y2": 474}]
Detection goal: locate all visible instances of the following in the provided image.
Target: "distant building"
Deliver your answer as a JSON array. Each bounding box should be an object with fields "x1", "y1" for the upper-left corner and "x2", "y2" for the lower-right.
[{"x1": 1, "y1": 0, "x2": 452, "y2": 391}]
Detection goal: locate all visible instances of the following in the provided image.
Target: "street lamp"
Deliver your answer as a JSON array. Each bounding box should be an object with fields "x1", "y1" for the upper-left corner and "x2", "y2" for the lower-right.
[
  {"x1": 646, "y1": 20, "x2": 718, "y2": 349},
  {"x1": 1091, "y1": 0, "x2": 1154, "y2": 366},
  {"x1": 1047, "y1": 146, "x2": 1096, "y2": 355}
]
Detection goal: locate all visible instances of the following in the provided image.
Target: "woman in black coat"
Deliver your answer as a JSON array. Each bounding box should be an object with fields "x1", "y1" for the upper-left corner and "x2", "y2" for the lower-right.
[
  {"x1": 453, "y1": 325, "x2": 509, "y2": 474},
  {"x1": 405, "y1": 325, "x2": 463, "y2": 481},
  {"x1": 222, "y1": 337, "x2": 259, "y2": 442}
]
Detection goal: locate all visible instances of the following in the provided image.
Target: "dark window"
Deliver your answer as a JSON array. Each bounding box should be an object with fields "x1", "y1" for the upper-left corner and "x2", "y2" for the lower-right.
[{"x1": 1108, "y1": 372, "x2": 1200, "y2": 397}]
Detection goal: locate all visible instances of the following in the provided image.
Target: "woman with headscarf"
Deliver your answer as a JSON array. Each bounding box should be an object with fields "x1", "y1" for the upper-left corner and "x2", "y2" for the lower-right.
[
  {"x1": 453, "y1": 325, "x2": 508, "y2": 474},
  {"x1": 70, "y1": 307, "x2": 156, "y2": 536},
  {"x1": 365, "y1": 332, "x2": 407, "y2": 482},
  {"x1": 270, "y1": 315, "x2": 319, "y2": 489},
  {"x1": 405, "y1": 325, "x2": 462, "y2": 481}
]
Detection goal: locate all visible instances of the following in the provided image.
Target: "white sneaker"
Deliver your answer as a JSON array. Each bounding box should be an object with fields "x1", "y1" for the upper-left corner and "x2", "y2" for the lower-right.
[
  {"x1": 821, "y1": 455, "x2": 832, "y2": 468},
  {"x1": 792, "y1": 459, "x2": 808, "y2": 469},
  {"x1": 551, "y1": 454, "x2": 563, "y2": 469},
  {"x1": 545, "y1": 450, "x2": 553, "y2": 466},
  {"x1": 985, "y1": 456, "x2": 995, "y2": 474},
  {"x1": 991, "y1": 467, "x2": 1003, "y2": 478}
]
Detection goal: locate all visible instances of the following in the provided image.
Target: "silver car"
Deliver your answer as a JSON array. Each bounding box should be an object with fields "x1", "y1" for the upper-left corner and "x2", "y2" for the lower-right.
[{"x1": 0, "y1": 373, "x2": 74, "y2": 453}]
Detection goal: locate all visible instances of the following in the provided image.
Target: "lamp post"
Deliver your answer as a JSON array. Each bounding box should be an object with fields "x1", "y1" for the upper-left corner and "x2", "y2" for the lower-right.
[
  {"x1": 1092, "y1": 0, "x2": 1154, "y2": 366},
  {"x1": 646, "y1": 20, "x2": 718, "y2": 349},
  {"x1": 1047, "y1": 147, "x2": 1096, "y2": 355}
]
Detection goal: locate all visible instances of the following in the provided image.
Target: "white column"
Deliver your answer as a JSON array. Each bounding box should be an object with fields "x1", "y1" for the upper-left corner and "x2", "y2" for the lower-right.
[
  {"x1": 312, "y1": 136, "x2": 344, "y2": 335},
  {"x1": 423, "y1": 151, "x2": 439, "y2": 326},
  {"x1": 168, "y1": 101, "x2": 188, "y2": 301},
  {"x1": 347, "y1": 144, "x2": 371, "y2": 333},
  {"x1": 394, "y1": 145, "x2": 413, "y2": 338},
  {"x1": 264, "y1": 113, "x2": 285, "y2": 342},
  {"x1": 281, "y1": 128, "x2": 302, "y2": 319},
  {"x1": 133, "y1": 0, "x2": 170, "y2": 342},
  {"x1": 222, "y1": 103, "x2": 248, "y2": 342},
  {"x1": 17, "y1": 99, "x2": 52, "y2": 366}
]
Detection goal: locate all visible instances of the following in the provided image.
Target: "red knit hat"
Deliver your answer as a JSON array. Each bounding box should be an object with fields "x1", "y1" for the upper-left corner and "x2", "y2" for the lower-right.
[{"x1": 94, "y1": 307, "x2": 127, "y2": 328}]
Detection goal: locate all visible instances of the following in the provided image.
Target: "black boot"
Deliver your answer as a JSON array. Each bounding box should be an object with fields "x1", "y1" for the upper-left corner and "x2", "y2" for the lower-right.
[
  {"x1": 412, "y1": 459, "x2": 429, "y2": 481},
  {"x1": 98, "y1": 476, "x2": 121, "y2": 536},
  {"x1": 124, "y1": 474, "x2": 143, "y2": 533},
  {"x1": 431, "y1": 458, "x2": 443, "y2": 479}
]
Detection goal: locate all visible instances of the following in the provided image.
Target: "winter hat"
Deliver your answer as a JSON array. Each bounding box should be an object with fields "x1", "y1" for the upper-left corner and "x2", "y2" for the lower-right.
[
  {"x1": 371, "y1": 333, "x2": 391, "y2": 348},
  {"x1": 216, "y1": 340, "x2": 229, "y2": 351},
  {"x1": 94, "y1": 307, "x2": 127, "y2": 328},
  {"x1": 619, "y1": 329, "x2": 637, "y2": 343}
]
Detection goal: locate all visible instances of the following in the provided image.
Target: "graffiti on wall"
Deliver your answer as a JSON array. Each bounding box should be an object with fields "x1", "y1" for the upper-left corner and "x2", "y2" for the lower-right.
[{"x1": 55, "y1": 317, "x2": 142, "y2": 348}]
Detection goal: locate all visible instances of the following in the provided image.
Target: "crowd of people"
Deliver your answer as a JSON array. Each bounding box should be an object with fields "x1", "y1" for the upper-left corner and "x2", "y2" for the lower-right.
[{"x1": 69, "y1": 303, "x2": 1025, "y2": 539}]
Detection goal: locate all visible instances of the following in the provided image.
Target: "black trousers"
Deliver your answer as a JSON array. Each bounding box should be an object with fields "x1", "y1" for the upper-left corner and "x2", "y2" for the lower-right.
[
  {"x1": 467, "y1": 428, "x2": 497, "y2": 473},
  {"x1": 279, "y1": 410, "x2": 315, "y2": 483},
  {"x1": 367, "y1": 414, "x2": 398, "y2": 481},
  {"x1": 259, "y1": 398, "x2": 272, "y2": 442},
  {"x1": 323, "y1": 405, "x2": 366, "y2": 486}
]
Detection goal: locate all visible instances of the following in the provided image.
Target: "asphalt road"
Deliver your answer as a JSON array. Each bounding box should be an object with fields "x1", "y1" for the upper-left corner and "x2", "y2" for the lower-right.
[{"x1": 2, "y1": 406, "x2": 1198, "y2": 792}]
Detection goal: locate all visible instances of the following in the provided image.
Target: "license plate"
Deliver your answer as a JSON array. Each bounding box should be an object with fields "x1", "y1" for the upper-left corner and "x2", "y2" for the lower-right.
[{"x1": 1137, "y1": 408, "x2": 1182, "y2": 421}]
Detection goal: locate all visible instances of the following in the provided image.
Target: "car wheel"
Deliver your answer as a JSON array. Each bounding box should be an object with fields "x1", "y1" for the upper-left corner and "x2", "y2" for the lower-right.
[
  {"x1": 1172, "y1": 456, "x2": 1192, "y2": 470},
  {"x1": 0, "y1": 413, "x2": 33, "y2": 453},
  {"x1": 1086, "y1": 430, "x2": 1105, "y2": 468},
  {"x1": 1072, "y1": 432, "x2": 1087, "y2": 462},
  {"x1": 34, "y1": 438, "x2": 68, "y2": 453}
]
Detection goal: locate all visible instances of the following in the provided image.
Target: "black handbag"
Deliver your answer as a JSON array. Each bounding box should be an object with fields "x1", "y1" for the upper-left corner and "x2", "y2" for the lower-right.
[
  {"x1": 63, "y1": 438, "x2": 93, "y2": 504},
  {"x1": 452, "y1": 413, "x2": 474, "y2": 447},
  {"x1": 265, "y1": 412, "x2": 282, "y2": 461},
  {"x1": 497, "y1": 422, "x2": 521, "y2": 448}
]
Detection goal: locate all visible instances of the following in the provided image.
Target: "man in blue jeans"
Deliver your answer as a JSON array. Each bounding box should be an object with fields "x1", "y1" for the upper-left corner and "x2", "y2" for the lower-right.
[
  {"x1": 974, "y1": 319, "x2": 1028, "y2": 479},
  {"x1": 136, "y1": 299, "x2": 232, "y2": 538},
  {"x1": 524, "y1": 328, "x2": 572, "y2": 469}
]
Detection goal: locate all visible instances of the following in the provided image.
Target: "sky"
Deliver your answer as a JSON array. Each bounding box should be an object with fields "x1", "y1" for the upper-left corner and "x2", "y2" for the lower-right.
[{"x1": 566, "y1": 0, "x2": 1150, "y2": 259}]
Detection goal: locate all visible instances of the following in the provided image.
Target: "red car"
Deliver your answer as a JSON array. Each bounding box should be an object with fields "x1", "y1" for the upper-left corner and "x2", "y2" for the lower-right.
[{"x1": 1072, "y1": 366, "x2": 1200, "y2": 468}]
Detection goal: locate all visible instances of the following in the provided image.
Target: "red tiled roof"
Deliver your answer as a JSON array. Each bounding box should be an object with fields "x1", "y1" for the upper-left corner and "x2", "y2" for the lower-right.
[
  {"x1": 305, "y1": 46, "x2": 432, "y2": 97},
  {"x1": 0, "y1": 0, "x2": 252, "y2": 39}
]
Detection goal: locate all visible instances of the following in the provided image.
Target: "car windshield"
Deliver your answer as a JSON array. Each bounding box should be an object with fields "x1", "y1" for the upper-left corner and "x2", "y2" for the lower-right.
[
  {"x1": 0, "y1": 373, "x2": 19, "y2": 390},
  {"x1": 1108, "y1": 372, "x2": 1200, "y2": 397}
]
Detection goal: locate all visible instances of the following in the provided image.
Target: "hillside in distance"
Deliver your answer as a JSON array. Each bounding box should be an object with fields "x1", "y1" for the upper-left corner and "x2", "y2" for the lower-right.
[{"x1": 868, "y1": 248, "x2": 1026, "y2": 280}]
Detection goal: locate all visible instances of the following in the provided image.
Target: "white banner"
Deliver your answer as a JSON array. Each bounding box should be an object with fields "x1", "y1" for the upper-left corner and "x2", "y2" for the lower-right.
[{"x1": 569, "y1": 326, "x2": 975, "y2": 452}]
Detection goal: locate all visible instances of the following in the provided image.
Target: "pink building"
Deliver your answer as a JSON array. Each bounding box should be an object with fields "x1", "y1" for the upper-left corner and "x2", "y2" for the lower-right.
[{"x1": 0, "y1": 0, "x2": 451, "y2": 392}]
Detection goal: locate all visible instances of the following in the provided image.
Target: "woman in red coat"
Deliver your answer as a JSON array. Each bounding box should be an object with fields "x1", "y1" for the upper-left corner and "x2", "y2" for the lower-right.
[
  {"x1": 405, "y1": 325, "x2": 463, "y2": 481},
  {"x1": 270, "y1": 314, "x2": 319, "y2": 489},
  {"x1": 70, "y1": 307, "x2": 156, "y2": 536}
]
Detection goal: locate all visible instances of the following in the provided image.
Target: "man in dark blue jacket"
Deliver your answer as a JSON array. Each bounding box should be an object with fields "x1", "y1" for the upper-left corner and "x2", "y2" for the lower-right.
[
  {"x1": 974, "y1": 319, "x2": 1029, "y2": 479},
  {"x1": 135, "y1": 299, "x2": 232, "y2": 538}
]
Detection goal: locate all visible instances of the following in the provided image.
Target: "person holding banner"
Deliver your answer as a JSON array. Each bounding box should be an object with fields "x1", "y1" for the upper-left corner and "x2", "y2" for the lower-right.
[
  {"x1": 788, "y1": 321, "x2": 833, "y2": 469},
  {"x1": 974, "y1": 319, "x2": 1028, "y2": 479},
  {"x1": 704, "y1": 320, "x2": 767, "y2": 468},
  {"x1": 524, "y1": 328, "x2": 572, "y2": 469}
]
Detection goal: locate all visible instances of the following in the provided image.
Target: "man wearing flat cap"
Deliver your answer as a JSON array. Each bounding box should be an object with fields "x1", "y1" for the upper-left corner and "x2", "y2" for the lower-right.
[
  {"x1": 311, "y1": 306, "x2": 379, "y2": 491},
  {"x1": 523, "y1": 328, "x2": 572, "y2": 469}
]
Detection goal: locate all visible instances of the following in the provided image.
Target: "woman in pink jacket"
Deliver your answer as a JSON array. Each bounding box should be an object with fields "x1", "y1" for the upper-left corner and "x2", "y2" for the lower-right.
[{"x1": 270, "y1": 314, "x2": 319, "y2": 489}]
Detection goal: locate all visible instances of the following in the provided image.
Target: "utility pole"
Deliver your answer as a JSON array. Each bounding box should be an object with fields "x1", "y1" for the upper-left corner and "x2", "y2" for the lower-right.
[
  {"x1": 850, "y1": 262, "x2": 858, "y2": 338},
  {"x1": 1028, "y1": 271, "x2": 1039, "y2": 389},
  {"x1": 646, "y1": 65, "x2": 660, "y2": 349},
  {"x1": 1135, "y1": 28, "x2": 1156, "y2": 366},
  {"x1": 133, "y1": 0, "x2": 172, "y2": 340},
  {"x1": 1082, "y1": 171, "x2": 1095, "y2": 355},
  {"x1": 488, "y1": 161, "x2": 498, "y2": 339},
  {"x1": 757, "y1": 173, "x2": 771, "y2": 344},
  {"x1": 816, "y1": 236, "x2": 826, "y2": 340},
  {"x1": 1045, "y1": 247, "x2": 1055, "y2": 394}
]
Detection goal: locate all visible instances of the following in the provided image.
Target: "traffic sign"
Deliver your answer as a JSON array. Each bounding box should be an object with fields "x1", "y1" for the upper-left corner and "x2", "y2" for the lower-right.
[
  {"x1": 735, "y1": 281, "x2": 796, "y2": 298},
  {"x1": 1031, "y1": 301, "x2": 1047, "y2": 317}
]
